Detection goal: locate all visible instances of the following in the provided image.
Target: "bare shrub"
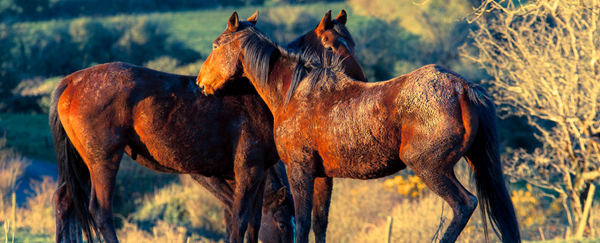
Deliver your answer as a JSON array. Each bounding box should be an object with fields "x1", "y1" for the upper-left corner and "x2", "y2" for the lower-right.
[
  {"x1": 0, "y1": 138, "x2": 29, "y2": 204},
  {"x1": 20, "y1": 176, "x2": 57, "y2": 235},
  {"x1": 462, "y1": 0, "x2": 600, "y2": 236}
]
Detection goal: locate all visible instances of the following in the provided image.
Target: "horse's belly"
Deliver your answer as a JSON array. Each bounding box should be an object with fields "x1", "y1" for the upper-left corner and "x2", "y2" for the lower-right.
[
  {"x1": 321, "y1": 150, "x2": 406, "y2": 179},
  {"x1": 127, "y1": 133, "x2": 235, "y2": 177}
]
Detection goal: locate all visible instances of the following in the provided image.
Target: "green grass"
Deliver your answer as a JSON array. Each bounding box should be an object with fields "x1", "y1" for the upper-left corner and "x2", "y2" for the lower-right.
[
  {"x1": 0, "y1": 113, "x2": 55, "y2": 162},
  {"x1": 149, "y1": 2, "x2": 350, "y2": 55},
  {"x1": 11, "y1": 2, "x2": 361, "y2": 57}
]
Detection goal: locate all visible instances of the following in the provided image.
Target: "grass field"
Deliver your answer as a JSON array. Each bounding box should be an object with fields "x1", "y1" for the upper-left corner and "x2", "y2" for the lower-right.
[
  {"x1": 11, "y1": 2, "x2": 366, "y2": 58},
  {"x1": 0, "y1": 113, "x2": 54, "y2": 162}
]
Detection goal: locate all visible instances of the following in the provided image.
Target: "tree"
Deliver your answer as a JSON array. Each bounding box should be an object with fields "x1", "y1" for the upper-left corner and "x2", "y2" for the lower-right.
[{"x1": 462, "y1": 0, "x2": 600, "y2": 237}]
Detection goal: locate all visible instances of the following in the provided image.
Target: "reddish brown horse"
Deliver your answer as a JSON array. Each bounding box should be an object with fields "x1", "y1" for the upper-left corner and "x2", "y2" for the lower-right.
[
  {"x1": 198, "y1": 12, "x2": 521, "y2": 243},
  {"x1": 51, "y1": 10, "x2": 364, "y2": 243},
  {"x1": 195, "y1": 10, "x2": 364, "y2": 242}
]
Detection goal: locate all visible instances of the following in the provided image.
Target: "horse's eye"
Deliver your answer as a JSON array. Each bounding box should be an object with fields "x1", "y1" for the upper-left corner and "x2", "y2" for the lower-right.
[
  {"x1": 213, "y1": 44, "x2": 218, "y2": 50},
  {"x1": 327, "y1": 46, "x2": 333, "y2": 51},
  {"x1": 278, "y1": 223, "x2": 286, "y2": 230}
]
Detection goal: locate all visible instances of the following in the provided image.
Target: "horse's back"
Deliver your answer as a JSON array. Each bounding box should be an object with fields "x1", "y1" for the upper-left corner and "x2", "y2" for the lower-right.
[
  {"x1": 280, "y1": 64, "x2": 476, "y2": 179},
  {"x1": 55, "y1": 62, "x2": 276, "y2": 176}
]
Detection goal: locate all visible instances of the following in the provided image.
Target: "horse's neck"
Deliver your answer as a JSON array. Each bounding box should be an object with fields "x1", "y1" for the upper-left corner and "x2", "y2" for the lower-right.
[
  {"x1": 249, "y1": 55, "x2": 298, "y2": 115},
  {"x1": 342, "y1": 57, "x2": 367, "y2": 81}
]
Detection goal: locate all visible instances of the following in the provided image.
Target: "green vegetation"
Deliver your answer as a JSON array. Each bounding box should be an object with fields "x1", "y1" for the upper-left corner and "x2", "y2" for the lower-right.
[{"x1": 0, "y1": 113, "x2": 54, "y2": 162}]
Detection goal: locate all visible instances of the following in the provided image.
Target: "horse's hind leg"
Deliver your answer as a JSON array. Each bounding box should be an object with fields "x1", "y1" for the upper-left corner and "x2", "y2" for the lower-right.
[
  {"x1": 86, "y1": 154, "x2": 123, "y2": 243},
  {"x1": 76, "y1": 139, "x2": 125, "y2": 243},
  {"x1": 410, "y1": 157, "x2": 477, "y2": 243}
]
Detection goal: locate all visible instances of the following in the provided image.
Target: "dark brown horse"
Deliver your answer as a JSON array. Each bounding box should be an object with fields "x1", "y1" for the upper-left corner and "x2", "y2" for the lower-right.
[
  {"x1": 51, "y1": 10, "x2": 364, "y2": 243},
  {"x1": 197, "y1": 12, "x2": 521, "y2": 243}
]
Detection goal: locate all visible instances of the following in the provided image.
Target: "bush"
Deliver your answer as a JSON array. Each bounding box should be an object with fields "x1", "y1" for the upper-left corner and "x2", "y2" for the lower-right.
[
  {"x1": 259, "y1": 6, "x2": 321, "y2": 44},
  {"x1": 128, "y1": 175, "x2": 226, "y2": 241},
  {"x1": 1, "y1": 0, "x2": 257, "y2": 22},
  {"x1": 2, "y1": 17, "x2": 201, "y2": 113},
  {"x1": 351, "y1": 17, "x2": 420, "y2": 81},
  {"x1": 113, "y1": 156, "x2": 178, "y2": 224}
]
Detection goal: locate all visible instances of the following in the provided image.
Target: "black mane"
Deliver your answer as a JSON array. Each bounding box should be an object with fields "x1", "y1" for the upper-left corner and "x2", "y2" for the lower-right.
[{"x1": 239, "y1": 24, "x2": 345, "y2": 106}]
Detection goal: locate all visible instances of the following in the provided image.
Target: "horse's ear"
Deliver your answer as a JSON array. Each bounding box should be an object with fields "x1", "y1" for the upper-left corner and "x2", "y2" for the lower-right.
[
  {"x1": 247, "y1": 11, "x2": 259, "y2": 25},
  {"x1": 276, "y1": 187, "x2": 287, "y2": 205},
  {"x1": 316, "y1": 10, "x2": 333, "y2": 33},
  {"x1": 228, "y1": 11, "x2": 239, "y2": 32},
  {"x1": 336, "y1": 9, "x2": 347, "y2": 25}
]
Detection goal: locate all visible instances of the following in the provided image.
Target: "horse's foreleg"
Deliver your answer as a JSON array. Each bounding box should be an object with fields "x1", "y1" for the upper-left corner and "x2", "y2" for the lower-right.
[
  {"x1": 245, "y1": 176, "x2": 266, "y2": 243},
  {"x1": 287, "y1": 162, "x2": 316, "y2": 243},
  {"x1": 312, "y1": 177, "x2": 333, "y2": 243},
  {"x1": 230, "y1": 166, "x2": 265, "y2": 243}
]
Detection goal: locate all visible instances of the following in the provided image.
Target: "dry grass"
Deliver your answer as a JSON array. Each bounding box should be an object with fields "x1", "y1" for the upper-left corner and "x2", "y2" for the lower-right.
[
  {"x1": 0, "y1": 138, "x2": 29, "y2": 203},
  {"x1": 324, "y1": 177, "x2": 405, "y2": 243},
  {"x1": 118, "y1": 219, "x2": 225, "y2": 243},
  {"x1": 19, "y1": 176, "x2": 57, "y2": 235},
  {"x1": 118, "y1": 174, "x2": 226, "y2": 242},
  {"x1": 0, "y1": 175, "x2": 57, "y2": 240},
  {"x1": 324, "y1": 162, "x2": 492, "y2": 243}
]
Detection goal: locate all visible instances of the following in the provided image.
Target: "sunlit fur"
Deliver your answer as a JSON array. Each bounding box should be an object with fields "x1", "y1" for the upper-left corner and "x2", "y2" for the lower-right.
[
  {"x1": 51, "y1": 10, "x2": 365, "y2": 243},
  {"x1": 199, "y1": 21, "x2": 521, "y2": 243}
]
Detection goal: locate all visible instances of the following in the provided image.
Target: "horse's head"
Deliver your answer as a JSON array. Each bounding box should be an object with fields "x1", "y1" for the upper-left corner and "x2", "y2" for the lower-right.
[
  {"x1": 197, "y1": 11, "x2": 257, "y2": 95},
  {"x1": 259, "y1": 186, "x2": 295, "y2": 243},
  {"x1": 306, "y1": 10, "x2": 366, "y2": 81}
]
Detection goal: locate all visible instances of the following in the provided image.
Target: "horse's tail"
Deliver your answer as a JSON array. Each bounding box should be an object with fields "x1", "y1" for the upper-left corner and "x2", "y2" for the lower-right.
[
  {"x1": 50, "y1": 76, "x2": 100, "y2": 243},
  {"x1": 464, "y1": 85, "x2": 521, "y2": 243}
]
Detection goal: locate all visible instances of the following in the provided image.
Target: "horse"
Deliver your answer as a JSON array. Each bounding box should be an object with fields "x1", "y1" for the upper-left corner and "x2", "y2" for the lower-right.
[
  {"x1": 197, "y1": 12, "x2": 521, "y2": 243},
  {"x1": 194, "y1": 9, "x2": 364, "y2": 242},
  {"x1": 51, "y1": 10, "x2": 365, "y2": 243},
  {"x1": 198, "y1": 9, "x2": 366, "y2": 243}
]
